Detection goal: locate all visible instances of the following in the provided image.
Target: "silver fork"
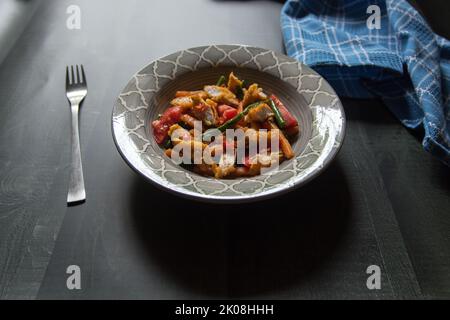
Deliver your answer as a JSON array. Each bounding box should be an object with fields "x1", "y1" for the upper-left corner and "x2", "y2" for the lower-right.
[{"x1": 66, "y1": 65, "x2": 87, "y2": 204}]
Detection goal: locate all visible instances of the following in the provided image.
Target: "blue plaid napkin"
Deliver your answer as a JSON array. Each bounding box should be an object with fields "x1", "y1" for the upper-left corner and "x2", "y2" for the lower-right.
[{"x1": 281, "y1": 0, "x2": 450, "y2": 166}]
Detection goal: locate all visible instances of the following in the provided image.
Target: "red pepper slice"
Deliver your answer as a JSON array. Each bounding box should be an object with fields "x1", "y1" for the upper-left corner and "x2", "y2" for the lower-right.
[
  {"x1": 222, "y1": 108, "x2": 238, "y2": 121},
  {"x1": 217, "y1": 104, "x2": 237, "y2": 124},
  {"x1": 218, "y1": 104, "x2": 234, "y2": 115},
  {"x1": 152, "y1": 106, "x2": 183, "y2": 144},
  {"x1": 270, "y1": 94, "x2": 298, "y2": 129}
]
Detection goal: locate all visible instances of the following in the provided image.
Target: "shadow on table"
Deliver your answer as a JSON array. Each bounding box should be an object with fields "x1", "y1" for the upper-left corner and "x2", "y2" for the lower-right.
[{"x1": 129, "y1": 160, "x2": 351, "y2": 298}]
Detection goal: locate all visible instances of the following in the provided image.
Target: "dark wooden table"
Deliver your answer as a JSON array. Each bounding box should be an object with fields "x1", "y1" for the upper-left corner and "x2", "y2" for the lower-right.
[{"x1": 0, "y1": 0, "x2": 449, "y2": 299}]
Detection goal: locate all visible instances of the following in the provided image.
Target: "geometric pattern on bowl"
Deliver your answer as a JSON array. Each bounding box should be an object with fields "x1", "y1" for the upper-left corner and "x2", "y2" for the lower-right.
[{"x1": 112, "y1": 45, "x2": 346, "y2": 202}]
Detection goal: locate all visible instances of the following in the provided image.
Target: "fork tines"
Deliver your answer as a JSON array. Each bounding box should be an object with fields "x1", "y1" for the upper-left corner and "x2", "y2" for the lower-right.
[{"x1": 66, "y1": 65, "x2": 86, "y2": 86}]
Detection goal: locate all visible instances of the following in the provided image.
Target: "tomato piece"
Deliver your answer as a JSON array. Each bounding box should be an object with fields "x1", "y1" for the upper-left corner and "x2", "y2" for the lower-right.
[
  {"x1": 243, "y1": 155, "x2": 251, "y2": 168},
  {"x1": 152, "y1": 106, "x2": 183, "y2": 144},
  {"x1": 222, "y1": 108, "x2": 238, "y2": 121},
  {"x1": 222, "y1": 139, "x2": 235, "y2": 151},
  {"x1": 217, "y1": 104, "x2": 237, "y2": 125},
  {"x1": 270, "y1": 94, "x2": 298, "y2": 128},
  {"x1": 164, "y1": 106, "x2": 183, "y2": 123},
  {"x1": 152, "y1": 120, "x2": 169, "y2": 144}
]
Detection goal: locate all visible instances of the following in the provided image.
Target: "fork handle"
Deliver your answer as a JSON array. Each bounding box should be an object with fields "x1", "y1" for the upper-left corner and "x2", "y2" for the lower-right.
[{"x1": 67, "y1": 103, "x2": 86, "y2": 204}]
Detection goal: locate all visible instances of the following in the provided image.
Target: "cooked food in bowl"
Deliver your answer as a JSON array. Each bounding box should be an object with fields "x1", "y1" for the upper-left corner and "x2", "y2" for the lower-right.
[
  {"x1": 113, "y1": 45, "x2": 345, "y2": 202},
  {"x1": 151, "y1": 72, "x2": 300, "y2": 179}
]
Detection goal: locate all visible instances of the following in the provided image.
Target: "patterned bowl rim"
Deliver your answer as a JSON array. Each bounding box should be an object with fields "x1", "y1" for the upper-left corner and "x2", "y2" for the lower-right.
[{"x1": 111, "y1": 44, "x2": 346, "y2": 203}]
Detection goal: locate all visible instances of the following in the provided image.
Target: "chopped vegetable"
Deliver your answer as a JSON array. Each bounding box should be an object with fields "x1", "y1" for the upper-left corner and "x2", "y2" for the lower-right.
[
  {"x1": 152, "y1": 106, "x2": 183, "y2": 144},
  {"x1": 203, "y1": 102, "x2": 263, "y2": 140},
  {"x1": 152, "y1": 72, "x2": 300, "y2": 178},
  {"x1": 163, "y1": 138, "x2": 172, "y2": 149},
  {"x1": 222, "y1": 108, "x2": 238, "y2": 121},
  {"x1": 216, "y1": 75, "x2": 226, "y2": 86},
  {"x1": 270, "y1": 94, "x2": 298, "y2": 129},
  {"x1": 268, "y1": 99, "x2": 286, "y2": 129},
  {"x1": 217, "y1": 104, "x2": 234, "y2": 115}
]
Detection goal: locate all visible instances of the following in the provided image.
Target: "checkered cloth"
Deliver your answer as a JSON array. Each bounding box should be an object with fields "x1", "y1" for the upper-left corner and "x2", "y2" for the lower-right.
[{"x1": 281, "y1": 0, "x2": 450, "y2": 166}]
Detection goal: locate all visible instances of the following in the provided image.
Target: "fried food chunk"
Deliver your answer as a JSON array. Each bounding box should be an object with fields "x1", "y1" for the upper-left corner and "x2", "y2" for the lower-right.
[
  {"x1": 190, "y1": 103, "x2": 218, "y2": 127},
  {"x1": 246, "y1": 103, "x2": 274, "y2": 123},
  {"x1": 241, "y1": 83, "x2": 267, "y2": 107},
  {"x1": 204, "y1": 85, "x2": 240, "y2": 106},
  {"x1": 227, "y1": 72, "x2": 243, "y2": 93}
]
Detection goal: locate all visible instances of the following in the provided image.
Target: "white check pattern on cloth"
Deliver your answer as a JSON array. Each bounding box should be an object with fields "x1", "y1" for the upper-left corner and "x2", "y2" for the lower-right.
[{"x1": 281, "y1": 0, "x2": 450, "y2": 165}]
